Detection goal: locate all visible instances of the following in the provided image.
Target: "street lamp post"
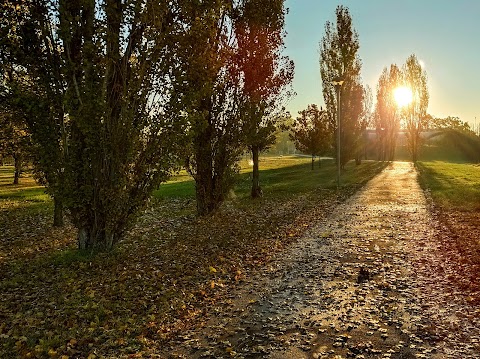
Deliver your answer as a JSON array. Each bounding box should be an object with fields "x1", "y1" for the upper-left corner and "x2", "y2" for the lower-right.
[{"x1": 332, "y1": 78, "x2": 344, "y2": 187}]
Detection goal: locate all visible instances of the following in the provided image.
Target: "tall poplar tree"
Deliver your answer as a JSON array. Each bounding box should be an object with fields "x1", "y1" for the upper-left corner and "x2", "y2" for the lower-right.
[
  {"x1": 235, "y1": 0, "x2": 294, "y2": 198},
  {"x1": 403, "y1": 54, "x2": 429, "y2": 163},
  {"x1": 375, "y1": 64, "x2": 402, "y2": 161},
  {"x1": 178, "y1": 1, "x2": 245, "y2": 216},
  {"x1": 319, "y1": 5, "x2": 366, "y2": 169}
]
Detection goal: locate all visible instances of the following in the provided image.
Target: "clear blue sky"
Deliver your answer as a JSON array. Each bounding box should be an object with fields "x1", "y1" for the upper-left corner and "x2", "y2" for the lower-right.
[{"x1": 284, "y1": 0, "x2": 480, "y2": 128}]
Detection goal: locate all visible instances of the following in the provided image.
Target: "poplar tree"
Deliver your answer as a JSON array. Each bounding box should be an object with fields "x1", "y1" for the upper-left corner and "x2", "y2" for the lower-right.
[
  {"x1": 319, "y1": 5, "x2": 366, "y2": 169},
  {"x1": 375, "y1": 64, "x2": 402, "y2": 161},
  {"x1": 235, "y1": 0, "x2": 294, "y2": 198},
  {"x1": 403, "y1": 54, "x2": 429, "y2": 163}
]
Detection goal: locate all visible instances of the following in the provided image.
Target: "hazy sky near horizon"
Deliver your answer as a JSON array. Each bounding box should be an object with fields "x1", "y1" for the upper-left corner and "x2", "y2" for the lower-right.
[{"x1": 284, "y1": 0, "x2": 480, "y2": 127}]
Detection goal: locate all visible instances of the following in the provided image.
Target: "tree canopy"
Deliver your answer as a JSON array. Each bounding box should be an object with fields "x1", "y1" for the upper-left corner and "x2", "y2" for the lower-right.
[{"x1": 290, "y1": 104, "x2": 332, "y2": 169}]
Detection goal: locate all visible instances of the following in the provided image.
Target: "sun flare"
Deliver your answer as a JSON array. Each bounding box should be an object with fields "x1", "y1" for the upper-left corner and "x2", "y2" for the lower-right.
[{"x1": 394, "y1": 86, "x2": 413, "y2": 107}]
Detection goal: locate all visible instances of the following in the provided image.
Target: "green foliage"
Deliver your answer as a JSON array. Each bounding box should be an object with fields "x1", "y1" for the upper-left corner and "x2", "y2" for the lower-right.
[
  {"x1": 235, "y1": 0, "x2": 294, "y2": 152},
  {"x1": 2, "y1": 0, "x2": 188, "y2": 249},
  {"x1": 319, "y1": 5, "x2": 368, "y2": 168},
  {"x1": 430, "y1": 116, "x2": 474, "y2": 134},
  {"x1": 178, "y1": 1, "x2": 245, "y2": 214}
]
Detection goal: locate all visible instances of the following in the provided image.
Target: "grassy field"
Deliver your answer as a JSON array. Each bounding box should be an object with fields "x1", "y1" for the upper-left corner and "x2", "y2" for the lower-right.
[
  {"x1": 417, "y1": 160, "x2": 480, "y2": 291},
  {"x1": 0, "y1": 157, "x2": 386, "y2": 358},
  {"x1": 154, "y1": 156, "x2": 381, "y2": 200},
  {"x1": 417, "y1": 161, "x2": 480, "y2": 211}
]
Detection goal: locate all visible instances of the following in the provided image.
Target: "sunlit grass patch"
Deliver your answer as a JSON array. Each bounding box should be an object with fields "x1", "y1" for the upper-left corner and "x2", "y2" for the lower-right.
[
  {"x1": 417, "y1": 161, "x2": 480, "y2": 211},
  {"x1": 0, "y1": 166, "x2": 50, "y2": 209}
]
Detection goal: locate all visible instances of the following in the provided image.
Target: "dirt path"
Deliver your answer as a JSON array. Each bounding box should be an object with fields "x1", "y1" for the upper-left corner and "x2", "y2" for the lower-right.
[{"x1": 163, "y1": 162, "x2": 480, "y2": 359}]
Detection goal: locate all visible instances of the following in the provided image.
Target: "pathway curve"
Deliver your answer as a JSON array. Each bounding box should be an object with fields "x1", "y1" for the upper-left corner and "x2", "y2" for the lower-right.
[{"x1": 163, "y1": 162, "x2": 480, "y2": 359}]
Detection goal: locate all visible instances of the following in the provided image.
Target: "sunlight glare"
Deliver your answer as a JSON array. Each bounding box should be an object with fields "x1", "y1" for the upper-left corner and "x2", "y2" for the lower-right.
[{"x1": 394, "y1": 86, "x2": 413, "y2": 107}]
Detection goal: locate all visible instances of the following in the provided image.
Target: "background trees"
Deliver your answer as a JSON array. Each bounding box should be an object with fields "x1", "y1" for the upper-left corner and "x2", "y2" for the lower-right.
[
  {"x1": 403, "y1": 54, "x2": 429, "y2": 163},
  {"x1": 290, "y1": 104, "x2": 332, "y2": 169},
  {"x1": 319, "y1": 5, "x2": 366, "y2": 169},
  {"x1": 375, "y1": 64, "x2": 402, "y2": 161}
]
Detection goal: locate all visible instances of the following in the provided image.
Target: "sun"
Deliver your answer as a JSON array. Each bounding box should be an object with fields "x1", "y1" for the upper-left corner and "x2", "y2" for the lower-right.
[{"x1": 394, "y1": 86, "x2": 413, "y2": 107}]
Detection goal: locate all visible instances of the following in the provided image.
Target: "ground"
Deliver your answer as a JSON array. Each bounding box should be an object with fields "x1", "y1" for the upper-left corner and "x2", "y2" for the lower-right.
[
  {"x1": 1, "y1": 160, "x2": 479, "y2": 358},
  {"x1": 162, "y1": 162, "x2": 480, "y2": 358}
]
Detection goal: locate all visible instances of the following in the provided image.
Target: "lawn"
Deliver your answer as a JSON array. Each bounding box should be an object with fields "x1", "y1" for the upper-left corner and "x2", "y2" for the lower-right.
[
  {"x1": 417, "y1": 160, "x2": 480, "y2": 287},
  {"x1": 0, "y1": 157, "x2": 386, "y2": 358},
  {"x1": 417, "y1": 161, "x2": 480, "y2": 211},
  {"x1": 154, "y1": 156, "x2": 378, "y2": 200}
]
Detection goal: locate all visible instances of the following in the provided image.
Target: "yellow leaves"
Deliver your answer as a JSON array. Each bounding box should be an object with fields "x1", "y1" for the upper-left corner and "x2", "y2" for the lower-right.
[
  {"x1": 47, "y1": 348, "x2": 57, "y2": 357},
  {"x1": 210, "y1": 280, "x2": 215, "y2": 289},
  {"x1": 87, "y1": 354, "x2": 96, "y2": 359},
  {"x1": 116, "y1": 337, "x2": 126, "y2": 346},
  {"x1": 226, "y1": 346, "x2": 236, "y2": 356},
  {"x1": 209, "y1": 266, "x2": 217, "y2": 274}
]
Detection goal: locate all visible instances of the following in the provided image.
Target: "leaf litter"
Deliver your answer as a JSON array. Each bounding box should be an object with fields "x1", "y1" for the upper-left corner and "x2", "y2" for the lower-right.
[
  {"x1": 1, "y1": 162, "x2": 479, "y2": 358},
  {"x1": 162, "y1": 162, "x2": 480, "y2": 359}
]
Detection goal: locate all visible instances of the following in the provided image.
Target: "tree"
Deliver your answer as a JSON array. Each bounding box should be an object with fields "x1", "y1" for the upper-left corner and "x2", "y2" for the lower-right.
[
  {"x1": 0, "y1": 111, "x2": 31, "y2": 184},
  {"x1": 177, "y1": 1, "x2": 246, "y2": 216},
  {"x1": 355, "y1": 84, "x2": 372, "y2": 164},
  {"x1": 319, "y1": 5, "x2": 366, "y2": 169},
  {"x1": 1, "y1": 0, "x2": 73, "y2": 226},
  {"x1": 2, "y1": 0, "x2": 186, "y2": 249},
  {"x1": 403, "y1": 54, "x2": 429, "y2": 163},
  {"x1": 290, "y1": 105, "x2": 332, "y2": 169},
  {"x1": 375, "y1": 64, "x2": 402, "y2": 161},
  {"x1": 235, "y1": 0, "x2": 294, "y2": 198},
  {"x1": 430, "y1": 116, "x2": 474, "y2": 134}
]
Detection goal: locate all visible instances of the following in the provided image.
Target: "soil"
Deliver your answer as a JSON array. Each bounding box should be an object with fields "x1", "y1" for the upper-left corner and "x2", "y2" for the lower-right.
[{"x1": 160, "y1": 162, "x2": 480, "y2": 359}]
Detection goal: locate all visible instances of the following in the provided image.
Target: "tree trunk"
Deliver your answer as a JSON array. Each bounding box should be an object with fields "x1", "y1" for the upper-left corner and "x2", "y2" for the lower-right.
[
  {"x1": 77, "y1": 223, "x2": 116, "y2": 251},
  {"x1": 194, "y1": 114, "x2": 220, "y2": 215},
  {"x1": 311, "y1": 155, "x2": 314, "y2": 170},
  {"x1": 318, "y1": 157, "x2": 322, "y2": 168},
  {"x1": 13, "y1": 153, "x2": 22, "y2": 185},
  {"x1": 251, "y1": 146, "x2": 262, "y2": 198},
  {"x1": 53, "y1": 196, "x2": 64, "y2": 227},
  {"x1": 78, "y1": 227, "x2": 90, "y2": 250}
]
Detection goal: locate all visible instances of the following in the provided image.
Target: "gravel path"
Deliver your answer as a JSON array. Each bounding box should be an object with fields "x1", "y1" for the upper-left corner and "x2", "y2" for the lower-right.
[{"x1": 164, "y1": 162, "x2": 480, "y2": 359}]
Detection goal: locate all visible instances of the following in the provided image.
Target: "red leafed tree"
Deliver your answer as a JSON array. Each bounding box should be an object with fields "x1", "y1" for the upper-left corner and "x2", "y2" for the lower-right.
[{"x1": 234, "y1": 0, "x2": 294, "y2": 198}]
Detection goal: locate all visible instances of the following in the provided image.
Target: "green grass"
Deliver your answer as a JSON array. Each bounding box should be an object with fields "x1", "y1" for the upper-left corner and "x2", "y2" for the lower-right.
[
  {"x1": 417, "y1": 161, "x2": 480, "y2": 211},
  {"x1": 0, "y1": 166, "x2": 50, "y2": 204},
  {"x1": 154, "y1": 156, "x2": 386, "y2": 200}
]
